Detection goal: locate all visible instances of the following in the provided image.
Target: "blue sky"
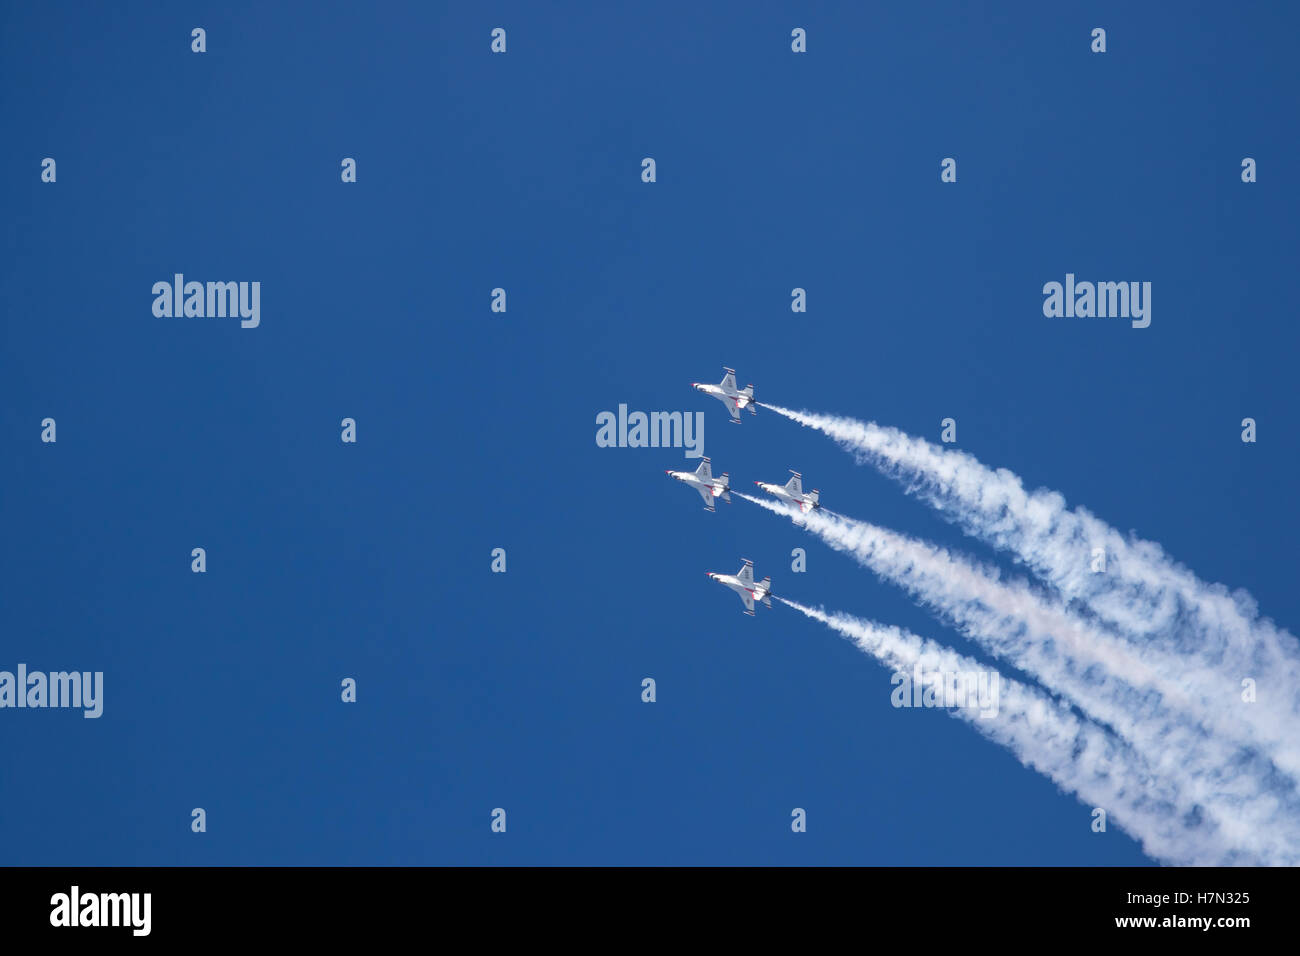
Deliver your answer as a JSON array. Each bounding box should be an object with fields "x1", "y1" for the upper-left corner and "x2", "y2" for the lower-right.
[{"x1": 2, "y1": 1, "x2": 1297, "y2": 864}]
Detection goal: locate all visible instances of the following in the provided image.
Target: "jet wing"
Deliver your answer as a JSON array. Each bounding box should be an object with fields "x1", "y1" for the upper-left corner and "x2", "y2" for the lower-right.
[
  {"x1": 696, "y1": 486, "x2": 717, "y2": 511},
  {"x1": 720, "y1": 369, "x2": 737, "y2": 391},
  {"x1": 737, "y1": 561, "x2": 754, "y2": 586},
  {"x1": 740, "y1": 591, "x2": 755, "y2": 615},
  {"x1": 726, "y1": 397, "x2": 741, "y2": 420},
  {"x1": 694, "y1": 458, "x2": 713, "y2": 481}
]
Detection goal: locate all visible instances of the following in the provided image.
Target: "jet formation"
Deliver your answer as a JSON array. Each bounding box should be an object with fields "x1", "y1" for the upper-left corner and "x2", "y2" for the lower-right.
[{"x1": 669, "y1": 367, "x2": 827, "y2": 613}]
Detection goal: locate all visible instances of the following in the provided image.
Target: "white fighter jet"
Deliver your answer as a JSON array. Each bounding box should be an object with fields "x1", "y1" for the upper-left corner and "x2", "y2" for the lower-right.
[
  {"x1": 692, "y1": 367, "x2": 755, "y2": 422},
  {"x1": 755, "y1": 471, "x2": 821, "y2": 515},
  {"x1": 665, "y1": 457, "x2": 731, "y2": 512},
  {"x1": 706, "y1": 558, "x2": 772, "y2": 617}
]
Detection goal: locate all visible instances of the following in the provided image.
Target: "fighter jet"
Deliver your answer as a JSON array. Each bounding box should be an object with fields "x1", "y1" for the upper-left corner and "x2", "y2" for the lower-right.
[
  {"x1": 755, "y1": 471, "x2": 821, "y2": 514},
  {"x1": 692, "y1": 367, "x2": 756, "y2": 422},
  {"x1": 706, "y1": 558, "x2": 772, "y2": 617},
  {"x1": 665, "y1": 457, "x2": 731, "y2": 512}
]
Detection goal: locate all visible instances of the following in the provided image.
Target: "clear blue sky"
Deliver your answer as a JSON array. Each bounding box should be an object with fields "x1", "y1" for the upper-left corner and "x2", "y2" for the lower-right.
[{"x1": 2, "y1": 1, "x2": 1296, "y2": 864}]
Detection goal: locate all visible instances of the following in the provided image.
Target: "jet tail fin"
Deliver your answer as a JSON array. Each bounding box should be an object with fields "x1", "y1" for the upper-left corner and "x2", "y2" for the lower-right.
[{"x1": 759, "y1": 577, "x2": 772, "y2": 607}]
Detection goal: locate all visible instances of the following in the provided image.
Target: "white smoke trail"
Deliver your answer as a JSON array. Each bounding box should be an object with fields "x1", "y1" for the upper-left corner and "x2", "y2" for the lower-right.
[
  {"x1": 741, "y1": 492, "x2": 1300, "y2": 860},
  {"x1": 743, "y1": 493, "x2": 1185, "y2": 724},
  {"x1": 778, "y1": 597, "x2": 1289, "y2": 865},
  {"x1": 759, "y1": 402, "x2": 1300, "y2": 778}
]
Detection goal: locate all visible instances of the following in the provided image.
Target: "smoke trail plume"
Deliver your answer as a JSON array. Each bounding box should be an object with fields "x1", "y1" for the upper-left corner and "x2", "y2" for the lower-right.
[
  {"x1": 742, "y1": 492, "x2": 1300, "y2": 861},
  {"x1": 758, "y1": 402, "x2": 1300, "y2": 779},
  {"x1": 778, "y1": 597, "x2": 1295, "y2": 864}
]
